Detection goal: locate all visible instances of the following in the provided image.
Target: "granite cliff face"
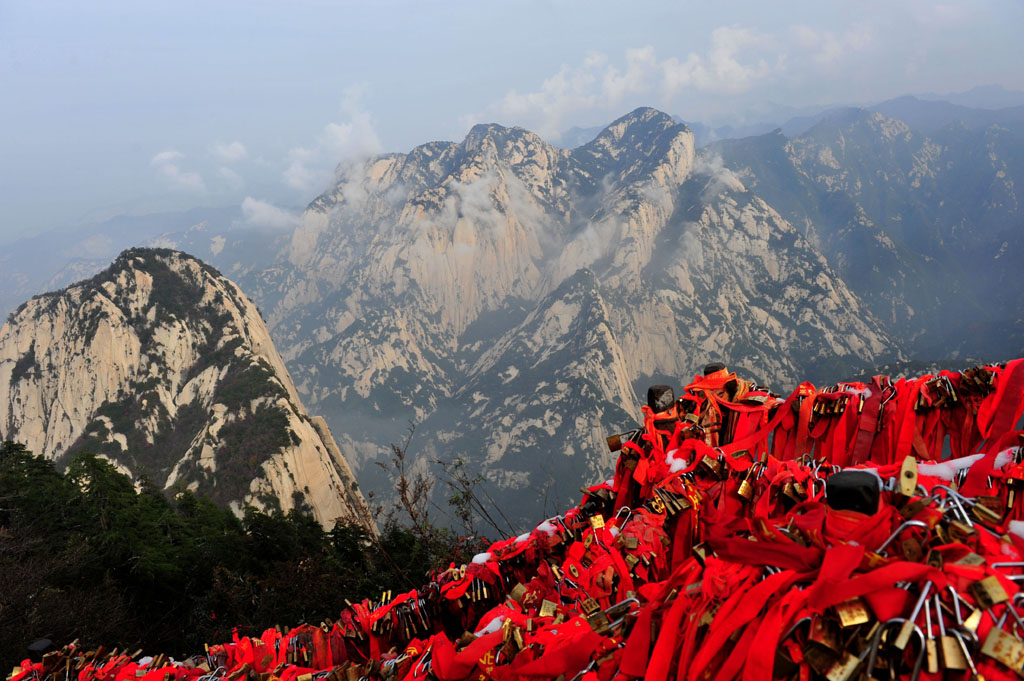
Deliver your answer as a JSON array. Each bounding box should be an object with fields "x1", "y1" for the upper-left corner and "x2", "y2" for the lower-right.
[
  {"x1": 237, "y1": 108, "x2": 896, "y2": 526},
  {"x1": 0, "y1": 248, "x2": 373, "y2": 530}
]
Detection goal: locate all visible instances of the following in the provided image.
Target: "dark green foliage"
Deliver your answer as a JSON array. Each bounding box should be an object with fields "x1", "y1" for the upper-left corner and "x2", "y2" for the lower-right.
[
  {"x1": 0, "y1": 442, "x2": 465, "y2": 667},
  {"x1": 209, "y1": 404, "x2": 292, "y2": 503},
  {"x1": 9, "y1": 342, "x2": 37, "y2": 385},
  {"x1": 215, "y1": 359, "x2": 287, "y2": 411}
]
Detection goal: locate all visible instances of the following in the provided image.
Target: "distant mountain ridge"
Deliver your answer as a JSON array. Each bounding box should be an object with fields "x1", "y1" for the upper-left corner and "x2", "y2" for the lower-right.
[
  {"x1": 709, "y1": 106, "x2": 1024, "y2": 359},
  {"x1": 0, "y1": 248, "x2": 374, "y2": 530}
]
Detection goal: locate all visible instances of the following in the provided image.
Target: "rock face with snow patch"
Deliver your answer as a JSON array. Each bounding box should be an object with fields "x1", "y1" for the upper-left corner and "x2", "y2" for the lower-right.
[{"x1": 0, "y1": 248, "x2": 374, "y2": 531}]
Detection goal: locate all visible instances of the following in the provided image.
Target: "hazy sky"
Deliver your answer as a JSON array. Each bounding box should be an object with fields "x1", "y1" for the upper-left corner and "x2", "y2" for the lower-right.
[{"x1": 2, "y1": 0, "x2": 1023, "y2": 242}]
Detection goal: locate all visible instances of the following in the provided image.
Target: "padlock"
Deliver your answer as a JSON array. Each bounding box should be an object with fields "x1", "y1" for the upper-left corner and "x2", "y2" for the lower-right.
[
  {"x1": 580, "y1": 597, "x2": 601, "y2": 615},
  {"x1": 980, "y1": 627, "x2": 1024, "y2": 671},
  {"x1": 971, "y1": 576, "x2": 1009, "y2": 609},
  {"x1": 899, "y1": 456, "x2": 919, "y2": 497},
  {"x1": 824, "y1": 652, "x2": 861, "y2": 681}
]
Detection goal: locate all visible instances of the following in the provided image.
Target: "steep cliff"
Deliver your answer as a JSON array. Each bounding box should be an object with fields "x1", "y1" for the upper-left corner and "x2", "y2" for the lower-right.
[{"x1": 0, "y1": 248, "x2": 374, "y2": 530}]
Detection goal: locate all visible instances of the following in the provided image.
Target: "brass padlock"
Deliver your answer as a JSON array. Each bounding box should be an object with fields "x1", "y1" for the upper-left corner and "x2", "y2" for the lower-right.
[
  {"x1": 586, "y1": 612, "x2": 611, "y2": 634},
  {"x1": 509, "y1": 582, "x2": 527, "y2": 603},
  {"x1": 980, "y1": 627, "x2": 1024, "y2": 671},
  {"x1": 949, "y1": 520, "x2": 978, "y2": 544},
  {"x1": 539, "y1": 599, "x2": 557, "y2": 618},
  {"x1": 809, "y1": 616, "x2": 841, "y2": 651},
  {"x1": 824, "y1": 652, "x2": 861, "y2": 681},
  {"x1": 902, "y1": 537, "x2": 925, "y2": 562},
  {"x1": 970, "y1": 576, "x2": 1009, "y2": 609},
  {"x1": 803, "y1": 644, "x2": 839, "y2": 675},
  {"x1": 899, "y1": 456, "x2": 919, "y2": 496},
  {"x1": 834, "y1": 598, "x2": 871, "y2": 628},
  {"x1": 955, "y1": 553, "x2": 987, "y2": 567},
  {"x1": 580, "y1": 597, "x2": 601, "y2": 615},
  {"x1": 736, "y1": 476, "x2": 754, "y2": 501}
]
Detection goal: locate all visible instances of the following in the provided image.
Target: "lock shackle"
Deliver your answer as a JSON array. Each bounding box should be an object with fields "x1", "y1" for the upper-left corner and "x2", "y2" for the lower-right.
[
  {"x1": 950, "y1": 629, "x2": 980, "y2": 674},
  {"x1": 781, "y1": 616, "x2": 812, "y2": 642},
  {"x1": 875, "y1": 520, "x2": 929, "y2": 554}
]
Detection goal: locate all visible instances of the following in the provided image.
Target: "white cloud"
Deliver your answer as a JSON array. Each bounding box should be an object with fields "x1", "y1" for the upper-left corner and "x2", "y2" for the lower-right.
[
  {"x1": 662, "y1": 26, "x2": 774, "y2": 95},
  {"x1": 790, "y1": 24, "x2": 873, "y2": 66},
  {"x1": 283, "y1": 88, "x2": 383, "y2": 195},
  {"x1": 212, "y1": 140, "x2": 248, "y2": 163},
  {"x1": 151, "y1": 150, "x2": 183, "y2": 165},
  {"x1": 150, "y1": 149, "x2": 206, "y2": 192},
  {"x1": 463, "y1": 21, "x2": 886, "y2": 138},
  {"x1": 241, "y1": 196, "x2": 300, "y2": 230},
  {"x1": 464, "y1": 28, "x2": 778, "y2": 139},
  {"x1": 692, "y1": 153, "x2": 745, "y2": 200}
]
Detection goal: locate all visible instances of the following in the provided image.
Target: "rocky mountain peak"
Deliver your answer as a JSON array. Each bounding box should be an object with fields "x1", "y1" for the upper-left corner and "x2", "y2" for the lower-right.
[
  {"x1": 0, "y1": 248, "x2": 374, "y2": 530},
  {"x1": 574, "y1": 107, "x2": 695, "y2": 190}
]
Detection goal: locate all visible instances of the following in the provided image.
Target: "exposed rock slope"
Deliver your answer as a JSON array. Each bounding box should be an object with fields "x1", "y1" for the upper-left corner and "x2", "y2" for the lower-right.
[
  {"x1": 710, "y1": 108, "x2": 1024, "y2": 357},
  {"x1": 0, "y1": 248, "x2": 373, "y2": 530},
  {"x1": 238, "y1": 108, "x2": 897, "y2": 525}
]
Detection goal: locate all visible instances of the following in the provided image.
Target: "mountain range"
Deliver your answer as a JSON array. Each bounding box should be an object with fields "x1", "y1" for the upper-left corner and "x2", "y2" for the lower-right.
[{"x1": 2, "y1": 97, "x2": 1022, "y2": 529}]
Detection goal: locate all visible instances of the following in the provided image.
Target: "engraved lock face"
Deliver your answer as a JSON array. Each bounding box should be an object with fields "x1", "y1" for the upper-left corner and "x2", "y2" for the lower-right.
[
  {"x1": 650, "y1": 495, "x2": 666, "y2": 515},
  {"x1": 834, "y1": 598, "x2": 871, "y2": 628},
  {"x1": 539, "y1": 600, "x2": 557, "y2": 618},
  {"x1": 589, "y1": 515, "x2": 605, "y2": 530},
  {"x1": 580, "y1": 597, "x2": 600, "y2": 615}
]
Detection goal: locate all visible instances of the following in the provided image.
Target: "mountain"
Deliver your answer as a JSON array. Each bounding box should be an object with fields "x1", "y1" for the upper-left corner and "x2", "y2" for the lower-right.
[
  {"x1": 0, "y1": 205, "x2": 294, "y2": 324},
  {"x1": 871, "y1": 95, "x2": 1024, "y2": 134},
  {"x1": 709, "y1": 108, "x2": 1024, "y2": 359},
  {"x1": 11, "y1": 104, "x2": 1018, "y2": 529},
  {"x1": 236, "y1": 107, "x2": 896, "y2": 527},
  {"x1": 0, "y1": 248, "x2": 374, "y2": 530},
  {"x1": 919, "y1": 85, "x2": 1024, "y2": 110}
]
